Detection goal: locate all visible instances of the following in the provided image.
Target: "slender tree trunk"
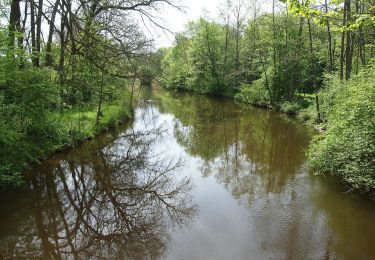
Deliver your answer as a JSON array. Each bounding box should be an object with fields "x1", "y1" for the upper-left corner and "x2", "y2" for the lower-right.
[
  {"x1": 58, "y1": 10, "x2": 66, "y2": 85},
  {"x1": 224, "y1": 24, "x2": 229, "y2": 72},
  {"x1": 345, "y1": 0, "x2": 352, "y2": 80},
  {"x1": 285, "y1": 3, "x2": 288, "y2": 51},
  {"x1": 290, "y1": 15, "x2": 303, "y2": 99},
  {"x1": 30, "y1": 0, "x2": 38, "y2": 66},
  {"x1": 8, "y1": 0, "x2": 19, "y2": 47},
  {"x1": 21, "y1": 1, "x2": 28, "y2": 36},
  {"x1": 308, "y1": 18, "x2": 321, "y2": 122},
  {"x1": 340, "y1": 1, "x2": 347, "y2": 80},
  {"x1": 359, "y1": 26, "x2": 366, "y2": 65},
  {"x1": 249, "y1": 0, "x2": 258, "y2": 82},
  {"x1": 285, "y1": 2, "x2": 291, "y2": 100},
  {"x1": 235, "y1": 24, "x2": 240, "y2": 85},
  {"x1": 355, "y1": 1, "x2": 365, "y2": 66},
  {"x1": 45, "y1": 0, "x2": 60, "y2": 67},
  {"x1": 66, "y1": 0, "x2": 76, "y2": 55},
  {"x1": 35, "y1": 0, "x2": 44, "y2": 67},
  {"x1": 325, "y1": 0, "x2": 333, "y2": 72}
]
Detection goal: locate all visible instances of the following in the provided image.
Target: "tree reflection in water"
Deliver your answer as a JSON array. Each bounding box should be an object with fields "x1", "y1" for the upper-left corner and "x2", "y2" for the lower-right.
[
  {"x1": 158, "y1": 91, "x2": 311, "y2": 199},
  {"x1": 0, "y1": 124, "x2": 196, "y2": 259}
]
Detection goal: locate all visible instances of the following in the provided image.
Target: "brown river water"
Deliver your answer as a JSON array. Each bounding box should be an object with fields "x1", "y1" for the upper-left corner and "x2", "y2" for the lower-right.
[{"x1": 1, "y1": 90, "x2": 375, "y2": 259}]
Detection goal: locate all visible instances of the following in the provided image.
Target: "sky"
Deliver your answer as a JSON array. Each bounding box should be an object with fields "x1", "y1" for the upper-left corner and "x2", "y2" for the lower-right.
[
  {"x1": 144, "y1": 0, "x2": 273, "y2": 48},
  {"x1": 141, "y1": 0, "x2": 222, "y2": 48}
]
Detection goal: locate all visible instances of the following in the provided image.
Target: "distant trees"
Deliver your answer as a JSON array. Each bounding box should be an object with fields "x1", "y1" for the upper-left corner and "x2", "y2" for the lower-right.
[
  {"x1": 162, "y1": 0, "x2": 374, "y2": 105},
  {"x1": 162, "y1": 8, "x2": 321, "y2": 100}
]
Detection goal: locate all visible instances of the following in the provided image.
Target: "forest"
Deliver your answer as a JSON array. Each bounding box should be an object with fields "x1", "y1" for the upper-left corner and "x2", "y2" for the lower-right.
[{"x1": 0, "y1": 0, "x2": 374, "y2": 196}]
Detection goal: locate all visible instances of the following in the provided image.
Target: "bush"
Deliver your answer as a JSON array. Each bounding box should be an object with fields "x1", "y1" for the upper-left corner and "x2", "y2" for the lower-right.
[
  {"x1": 316, "y1": 73, "x2": 344, "y2": 122},
  {"x1": 298, "y1": 104, "x2": 318, "y2": 122},
  {"x1": 280, "y1": 101, "x2": 300, "y2": 115},
  {"x1": 280, "y1": 97, "x2": 311, "y2": 115},
  {"x1": 308, "y1": 65, "x2": 375, "y2": 194},
  {"x1": 0, "y1": 68, "x2": 61, "y2": 187},
  {"x1": 235, "y1": 78, "x2": 270, "y2": 106}
]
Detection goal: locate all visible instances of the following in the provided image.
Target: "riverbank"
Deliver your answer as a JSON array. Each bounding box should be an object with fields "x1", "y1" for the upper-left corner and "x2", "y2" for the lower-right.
[
  {"x1": 160, "y1": 64, "x2": 375, "y2": 196},
  {"x1": 163, "y1": 85, "x2": 320, "y2": 127},
  {"x1": 0, "y1": 100, "x2": 132, "y2": 189},
  {"x1": 234, "y1": 92, "x2": 326, "y2": 132}
]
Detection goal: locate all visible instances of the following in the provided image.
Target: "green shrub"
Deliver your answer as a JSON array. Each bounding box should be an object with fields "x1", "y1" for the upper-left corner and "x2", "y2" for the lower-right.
[
  {"x1": 308, "y1": 65, "x2": 375, "y2": 194},
  {"x1": 280, "y1": 97, "x2": 311, "y2": 115},
  {"x1": 298, "y1": 104, "x2": 319, "y2": 122},
  {"x1": 0, "y1": 68, "x2": 61, "y2": 187},
  {"x1": 280, "y1": 101, "x2": 300, "y2": 115},
  {"x1": 235, "y1": 78, "x2": 270, "y2": 106},
  {"x1": 317, "y1": 73, "x2": 344, "y2": 122}
]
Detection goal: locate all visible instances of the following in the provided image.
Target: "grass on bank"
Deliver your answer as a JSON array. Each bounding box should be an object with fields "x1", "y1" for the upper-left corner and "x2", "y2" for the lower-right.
[
  {"x1": 0, "y1": 98, "x2": 132, "y2": 189},
  {"x1": 58, "y1": 100, "x2": 132, "y2": 145}
]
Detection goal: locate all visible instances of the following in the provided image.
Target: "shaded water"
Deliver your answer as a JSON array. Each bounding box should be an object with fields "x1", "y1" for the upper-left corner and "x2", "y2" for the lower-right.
[{"x1": 1, "y1": 90, "x2": 375, "y2": 259}]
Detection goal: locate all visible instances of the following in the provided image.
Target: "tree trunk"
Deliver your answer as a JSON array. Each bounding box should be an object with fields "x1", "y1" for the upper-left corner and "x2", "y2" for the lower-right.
[
  {"x1": 340, "y1": 1, "x2": 347, "y2": 80},
  {"x1": 30, "y1": 0, "x2": 38, "y2": 66},
  {"x1": 45, "y1": 0, "x2": 60, "y2": 67},
  {"x1": 285, "y1": 2, "x2": 291, "y2": 100},
  {"x1": 345, "y1": 0, "x2": 352, "y2": 80},
  {"x1": 224, "y1": 24, "x2": 229, "y2": 72},
  {"x1": 8, "y1": 0, "x2": 22, "y2": 59},
  {"x1": 308, "y1": 18, "x2": 321, "y2": 122},
  {"x1": 58, "y1": 10, "x2": 66, "y2": 85},
  {"x1": 325, "y1": 0, "x2": 333, "y2": 72},
  {"x1": 35, "y1": 0, "x2": 44, "y2": 67}
]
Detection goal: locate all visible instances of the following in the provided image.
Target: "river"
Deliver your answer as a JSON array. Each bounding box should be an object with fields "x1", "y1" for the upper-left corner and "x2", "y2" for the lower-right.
[{"x1": 1, "y1": 90, "x2": 375, "y2": 259}]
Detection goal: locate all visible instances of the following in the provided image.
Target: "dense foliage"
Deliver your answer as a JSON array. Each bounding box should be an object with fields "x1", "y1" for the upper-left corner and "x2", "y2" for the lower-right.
[
  {"x1": 162, "y1": 10, "x2": 327, "y2": 102},
  {"x1": 0, "y1": 37, "x2": 132, "y2": 186},
  {"x1": 309, "y1": 65, "x2": 375, "y2": 194}
]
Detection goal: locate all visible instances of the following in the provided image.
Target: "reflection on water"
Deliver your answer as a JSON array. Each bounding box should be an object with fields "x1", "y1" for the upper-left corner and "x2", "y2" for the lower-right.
[
  {"x1": 1, "y1": 89, "x2": 375, "y2": 259},
  {"x1": 0, "y1": 111, "x2": 196, "y2": 259}
]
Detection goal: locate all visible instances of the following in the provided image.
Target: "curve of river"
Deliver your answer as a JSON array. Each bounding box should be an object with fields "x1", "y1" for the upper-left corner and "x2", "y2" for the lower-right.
[{"x1": 1, "y1": 90, "x2": 375, "y2": 259}]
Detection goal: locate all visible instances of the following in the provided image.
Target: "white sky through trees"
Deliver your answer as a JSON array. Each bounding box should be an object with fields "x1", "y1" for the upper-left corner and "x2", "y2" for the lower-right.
[{"x1": 148, "y1": 0, "x2": 273, "y2": 48}]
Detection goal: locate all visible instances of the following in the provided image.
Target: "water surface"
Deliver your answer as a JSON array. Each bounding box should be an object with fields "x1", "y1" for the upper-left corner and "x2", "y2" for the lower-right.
[{"x1": 1, "y1": 90, "x2": 375, "y2": 259}]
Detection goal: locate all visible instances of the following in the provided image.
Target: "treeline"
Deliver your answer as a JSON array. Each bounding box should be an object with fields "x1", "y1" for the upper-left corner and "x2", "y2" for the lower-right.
[
  {"x1": 161, "y1": 0, "x2": 375, "y2": 194},
  {"x1": 0, "y1": 0, "x2": 176, "y2": 187}
]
